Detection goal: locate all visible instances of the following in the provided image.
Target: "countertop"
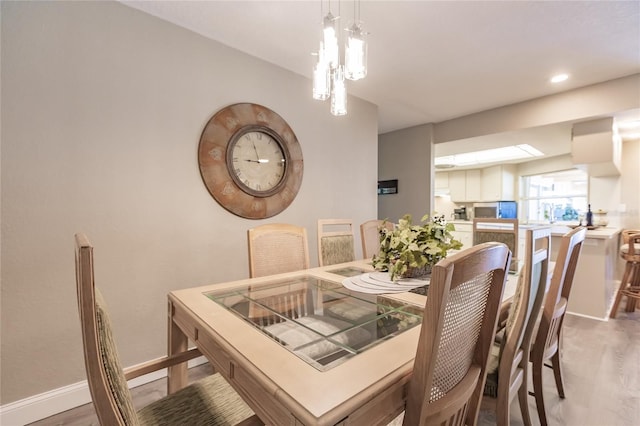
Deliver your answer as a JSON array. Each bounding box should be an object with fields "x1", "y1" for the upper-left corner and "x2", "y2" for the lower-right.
[
  {"x1": 448, "y1": 220, "x2": 621, "y2": 240},
  {"x1": 449, "y1": 220, "x2": 473, "y2": 226},
  {"x1": 548, "y1": 225, "x2": 621, "y2": 239}
]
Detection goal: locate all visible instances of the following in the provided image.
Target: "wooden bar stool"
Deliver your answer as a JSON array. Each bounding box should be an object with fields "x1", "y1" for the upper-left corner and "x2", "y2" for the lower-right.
[{"x1": 610, "y1": 229, "x2": 640, "y2": 318}]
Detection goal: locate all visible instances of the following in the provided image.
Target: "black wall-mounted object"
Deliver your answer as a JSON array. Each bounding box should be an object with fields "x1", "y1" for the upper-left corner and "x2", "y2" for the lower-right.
[{"x1": 378, "y1": 179, "x2": 398, "y2": 195}]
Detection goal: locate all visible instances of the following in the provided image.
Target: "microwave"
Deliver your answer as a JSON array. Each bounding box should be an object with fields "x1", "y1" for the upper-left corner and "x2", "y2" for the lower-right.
[{"x1": 473, "y1": 201, "x2": 517, "y2": 219}]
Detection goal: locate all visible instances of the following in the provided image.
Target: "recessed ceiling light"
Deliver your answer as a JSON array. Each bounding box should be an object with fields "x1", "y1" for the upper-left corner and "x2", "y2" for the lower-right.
[{"x1": 551, "y1": 73, "x2": 569, "y2": 83}]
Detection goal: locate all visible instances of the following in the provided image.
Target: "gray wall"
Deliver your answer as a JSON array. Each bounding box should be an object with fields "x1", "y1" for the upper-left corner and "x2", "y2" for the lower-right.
[
  {"x1": 1, "y1": 1, "x2": 378, "y2": 404},
  {"x1": 377, "y1": 124, "x2": 434, "y2": 223}
]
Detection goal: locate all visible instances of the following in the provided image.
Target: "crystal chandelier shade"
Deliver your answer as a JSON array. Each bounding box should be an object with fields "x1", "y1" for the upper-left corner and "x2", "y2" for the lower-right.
[
  {"x1": 345, "y1": 21, "x2": 367, "y2": 80},
  {"x1": 331, "y1": 65, "x2": 347, "y2": 116},
  {"x1": 322, "y1": 12, "x2": 339, "y2": 69},
  {"x1": 312, "y1": 0, "x2": 367, "y2": 116},
  {"x1": 312, "y1": 42, "x2": 330, "y2": 100}
]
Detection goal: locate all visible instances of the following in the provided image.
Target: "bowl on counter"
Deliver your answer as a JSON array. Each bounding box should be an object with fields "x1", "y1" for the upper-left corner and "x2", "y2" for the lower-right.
[{"x1": 593, "y1": 210, "x2": 609, "y2": 227}]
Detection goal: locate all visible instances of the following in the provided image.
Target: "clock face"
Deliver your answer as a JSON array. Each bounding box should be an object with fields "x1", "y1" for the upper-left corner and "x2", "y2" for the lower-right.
[
  {"x1": 228, "y1": 128, "x2": 286, "y2": 196},
  {"x1": 198, "y1": 103, "x2": 304, "y2": 219}
]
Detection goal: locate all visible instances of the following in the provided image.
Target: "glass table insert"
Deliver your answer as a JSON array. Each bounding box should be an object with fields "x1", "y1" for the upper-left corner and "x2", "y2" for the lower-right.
[{"x1": 205, "y1": 276, "x2": 423, "y2": 371}]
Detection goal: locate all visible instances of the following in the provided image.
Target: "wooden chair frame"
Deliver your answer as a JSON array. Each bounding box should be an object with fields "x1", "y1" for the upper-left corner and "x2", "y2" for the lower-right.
[
  {"x1": 473, "y1": 218, "x2": 519, "y2": 273},
  {"x1": 610, "y1": 229, "x2": 640, "y2": 318},
  {"x1": 481, "y1": 227, "x2": 551, "y2": 426},
  {"x1": 75, "y1": 233, "x2": 202, "y2": 424},
  {"x1": 247, "y1": 223, "x2": 310, "y2": 278},
  {"x1": 360, "y1": 219, "x2": 395, "y2": 259},
  {"x1": 529, "y1": 227, "x2": 586, "y2": 426},
  {"x1": 404, "y1": 242, "x2": 512, "y2": 426},
  {"x1": 317, "y1": 218, "x2": 356, "y2": 266},
  {"x1": 76, "y1": 233, "x2": 262, "y2": 426}
]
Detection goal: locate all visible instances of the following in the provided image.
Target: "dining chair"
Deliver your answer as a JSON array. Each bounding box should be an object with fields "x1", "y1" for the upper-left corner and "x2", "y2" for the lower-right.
[
  {"x1": 247, "y1": 223, "x2": 310, "y2": 278},
  {"x1": 480, "y1": 227, "x2": 551, "y2": 426},
  {"x1": 317, "y1": 218, "x2": 356, "y2": 266},
  {"x1": 610, "y1": 229, "x2": 640, "y2": 318},
  {"x1": 360, "y1": 219, "x2": 395, "y2": 259},
  {"x1": 401, "y1": 242, "x2": 512, "y2": 426},
  {"x1": 529, "y1": 226, "x2": 586, "y2": 426},
  {"x1": 74, "y1": 233, "x2": 262, "y2": 426},
  {"x1": 473, "y1": 218, "x2": 519, "y2": 273}
]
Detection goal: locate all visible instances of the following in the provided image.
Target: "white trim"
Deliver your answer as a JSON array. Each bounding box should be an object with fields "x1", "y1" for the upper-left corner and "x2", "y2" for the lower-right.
[
  {"x1": 0, "y1": 356, "x2": 207, "y2": 426},
  {"x1": 566, "y1": 310, "x2": 608, "y2": 322}
]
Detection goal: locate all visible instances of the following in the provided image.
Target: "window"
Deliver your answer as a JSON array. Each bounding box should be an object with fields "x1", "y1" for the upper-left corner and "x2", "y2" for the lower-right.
[{"x1": 520, "y1": 169, "x2": 588, "y2": 223}]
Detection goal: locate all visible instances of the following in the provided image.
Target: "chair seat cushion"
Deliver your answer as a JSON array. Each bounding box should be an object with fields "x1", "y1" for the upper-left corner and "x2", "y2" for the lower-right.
[
  {"x1": 321, "y1": 235, "x2": 355, "y2": 265},
  {"x1": 483, "y1": 340, "x2": 502, "y2": 398},
  {"x1": 137, "y1": 373, "x2": 255, "y2": 426},
  {"x1": 621, "y1": 243, "x2": 640, "y2": 258}
]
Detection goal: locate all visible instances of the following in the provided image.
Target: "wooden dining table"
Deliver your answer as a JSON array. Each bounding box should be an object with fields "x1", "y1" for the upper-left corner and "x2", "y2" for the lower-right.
[{"x1": 167, "y1": 259, "x2": 520, "y2": 426}]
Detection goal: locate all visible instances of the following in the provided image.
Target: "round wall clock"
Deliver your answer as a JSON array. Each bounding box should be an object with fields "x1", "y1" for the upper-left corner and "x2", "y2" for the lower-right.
[{"x1": 198, "y1": 103, "x2": 304, "y2": 219}]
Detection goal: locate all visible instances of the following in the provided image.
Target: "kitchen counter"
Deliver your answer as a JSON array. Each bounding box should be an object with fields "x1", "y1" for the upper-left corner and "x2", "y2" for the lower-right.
[
  {"x1": 548, "y1": 225, "x2": 620, "y2": 240},
  {"x1": 448, "y1": 221, "x2": 622, "y2": 320},
  {"x1": 549, "y1": 226, "x2": 621, "y2": 320}
]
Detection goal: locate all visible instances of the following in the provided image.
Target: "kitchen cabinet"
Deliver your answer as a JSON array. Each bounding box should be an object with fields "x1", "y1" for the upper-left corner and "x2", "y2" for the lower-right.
[
  {"x1": 435, "y1": 172, "x2": 449, "y2": 190},
  {"x1": 450, "y1": 221, "x2": 473, "y2": 249},
  {"x1": 466, "y1": 170, "x2": 482, "y2": 201},
  {"x1": 481, "y1": 164, "x2": 515, "y2": 201},
  {"x1": 449, "y1": 170, "x2": 481, "y2": 202}
]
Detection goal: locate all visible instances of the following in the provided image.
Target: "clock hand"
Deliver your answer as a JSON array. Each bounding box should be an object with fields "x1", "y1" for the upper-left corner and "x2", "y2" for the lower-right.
[
  {"x1": 252, "y1": 141, "x2": 260, "y2": 161},
  {"x1": 243, "y1": 159, "x2": 270, "y2": 164}
]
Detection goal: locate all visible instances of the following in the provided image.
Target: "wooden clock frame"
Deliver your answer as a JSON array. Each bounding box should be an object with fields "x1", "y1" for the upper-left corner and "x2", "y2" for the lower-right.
[{"x1": 198, "y1": 103, "x2": 304, "y2": 219}]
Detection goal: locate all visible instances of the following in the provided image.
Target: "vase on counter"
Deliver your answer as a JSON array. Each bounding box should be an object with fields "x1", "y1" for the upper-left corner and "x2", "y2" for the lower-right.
[{"x1": 586, "y1": 204, "x2": 593, "y2": 227}]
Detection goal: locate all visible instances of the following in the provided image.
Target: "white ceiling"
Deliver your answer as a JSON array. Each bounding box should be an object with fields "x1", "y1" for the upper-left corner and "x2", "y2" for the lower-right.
[{"x1": 121, "y1": 0, "x2": 640, "y2": 160}]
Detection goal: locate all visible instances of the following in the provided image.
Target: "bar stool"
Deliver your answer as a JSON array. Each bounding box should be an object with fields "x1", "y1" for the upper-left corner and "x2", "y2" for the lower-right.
[{"x1": 610, "y1": 229, "x2": 640, "y2": 318}]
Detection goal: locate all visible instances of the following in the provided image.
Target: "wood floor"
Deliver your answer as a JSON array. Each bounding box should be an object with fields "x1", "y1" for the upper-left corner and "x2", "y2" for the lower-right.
[{"x1": 30, "y1": 309, "x2": 639, "y2": 426}]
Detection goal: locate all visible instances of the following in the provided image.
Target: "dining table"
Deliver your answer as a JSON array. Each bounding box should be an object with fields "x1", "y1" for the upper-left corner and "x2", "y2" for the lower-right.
[{"x1": 166, "y1": 259, "x2": 520, "y2": 426}]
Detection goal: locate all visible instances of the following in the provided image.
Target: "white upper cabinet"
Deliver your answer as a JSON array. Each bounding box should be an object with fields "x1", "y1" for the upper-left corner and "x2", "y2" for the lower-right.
[
  {"x1": 481, "y1": 164, "x2": 516, "y2": 201},
  {"x1": 466, "y1": 170, "x2": 482, "y2": 201},
  {"x1": 441, "y1": 165, "x2": 515, "y2": 202},
  {"x1": 435, "y1": 172, "x2": 449, "y2": 189},
  {"x1": 449, "y1": 170, "x2": 482, "y2": 202}
]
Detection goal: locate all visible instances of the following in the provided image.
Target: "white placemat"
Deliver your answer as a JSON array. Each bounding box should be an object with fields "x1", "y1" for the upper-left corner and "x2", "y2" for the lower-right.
[{"x1": 341, "y1": 272, "x2": 429, "y2": 294}]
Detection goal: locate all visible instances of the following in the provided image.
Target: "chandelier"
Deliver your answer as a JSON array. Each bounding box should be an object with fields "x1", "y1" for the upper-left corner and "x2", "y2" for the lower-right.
[{"x1": 312, "y1": 0, "x2": 368, "y2": 116}]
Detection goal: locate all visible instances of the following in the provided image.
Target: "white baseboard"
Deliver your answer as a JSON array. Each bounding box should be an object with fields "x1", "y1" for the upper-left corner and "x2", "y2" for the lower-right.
[
  {"x1": 0, "y1": 356, "x2": 207, "y2": 426},
  {"x1": 567, "y1": 310, "x2": 608, "y2": 321}
]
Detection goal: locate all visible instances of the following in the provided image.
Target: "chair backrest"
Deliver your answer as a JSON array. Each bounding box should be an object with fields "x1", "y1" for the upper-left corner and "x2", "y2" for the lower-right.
[
  {"x1": 360, "y1": 219, "x2": 395, "y2": 259},
  {"x1": 487, "y1": 227, "x2": 551, "y2": 399},
  {"x1": 621, "y1": 229, "x2": 640, "y2": 257},
  {"x1": 247, "y1": 223, "x2": 310, "y2": 278},
  {"x1": 473, "y1": 218, "x2": 519, "y2": 273},
  {"x1": 532, "y1": 227, "x2": 586, "y2": 364},
  {"x1": 317, "y1": 219, "x2": 356, "y2": 266},
  {"x1": 404, "y1": 242, "x2": 512, "y2": 426},
  {"x1": 75, "y1": 233, "x2": 139, "y2": 426}
]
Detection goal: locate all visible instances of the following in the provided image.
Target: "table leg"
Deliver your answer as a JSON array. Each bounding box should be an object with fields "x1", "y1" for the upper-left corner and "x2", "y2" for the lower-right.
[{"x1": 167, "y1": 300, "x2": 189, "y2": 394}]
